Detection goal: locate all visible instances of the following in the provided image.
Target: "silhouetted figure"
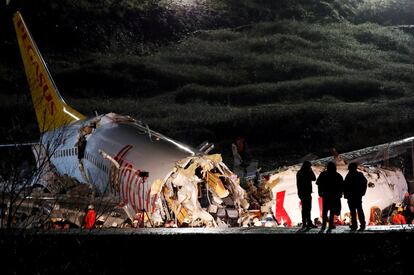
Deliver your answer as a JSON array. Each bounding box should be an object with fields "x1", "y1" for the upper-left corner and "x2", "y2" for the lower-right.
[
  {"x1": 344, "y1": 162, "x2": 367, "y2": 231},
  {"x1": 316, "y1": 162, "x2": 343, "y2": 230},
  {"x1": 296, "y1": 161, "x2": 317, "y2": 229}
]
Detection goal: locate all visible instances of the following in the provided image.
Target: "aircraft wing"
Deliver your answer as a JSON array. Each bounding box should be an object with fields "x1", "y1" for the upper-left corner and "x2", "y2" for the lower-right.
[{"x1": 0, "y1": 142, "x2": 39, "y2": 148}]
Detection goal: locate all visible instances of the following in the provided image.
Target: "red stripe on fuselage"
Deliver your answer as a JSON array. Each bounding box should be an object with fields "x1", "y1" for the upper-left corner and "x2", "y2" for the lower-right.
[
  {"x1": 120, "y1": 164, "x2": 132, "y2": 204},
  {"x1": 113, "y1": 144, "x2": 152, "y2": 214},
  {"x1": 137, "y1": 176, "x2": 142, "y2": 210},
  {"x1": 130, "y1": 175, "x2": 138, "y2": 211},
  {"x1": 114, "y1": 145, "x2": 133, "y2": 164},
  {"x1": 146, "y1": 189, "x2": 151, "y2": 212},
  {"x1": 275, "y1": 191, "x2": 292, "y2": 227},
  {"x1": 113, "y1": 144, "x2": 133, "y2": 199},
  {"x1": 130, "y1": 170, "x2": 141, "y2": 211},
  {"x1": 318, "y1": 197, "x2": 323, "y2": 219}
]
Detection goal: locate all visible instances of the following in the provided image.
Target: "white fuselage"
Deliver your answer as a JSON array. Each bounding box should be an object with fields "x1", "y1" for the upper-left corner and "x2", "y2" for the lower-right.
[
  {"x1": 269, "y1": 164, "x2": 408, "y2": 227},
  {"x1": 43, "y1": 113, "x2": 196, "y2": 217}
]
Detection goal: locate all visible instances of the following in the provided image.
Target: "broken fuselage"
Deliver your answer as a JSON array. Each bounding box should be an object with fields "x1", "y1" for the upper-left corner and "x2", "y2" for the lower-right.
[{"x1": 14, "y1": 11, "x2": 248, "y2": 227}]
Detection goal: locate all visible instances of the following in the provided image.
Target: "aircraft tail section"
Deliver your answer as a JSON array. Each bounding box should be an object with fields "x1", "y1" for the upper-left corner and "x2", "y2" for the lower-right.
[{"x1": 13, "y1": 12, "x2": 85, "y2": 133}]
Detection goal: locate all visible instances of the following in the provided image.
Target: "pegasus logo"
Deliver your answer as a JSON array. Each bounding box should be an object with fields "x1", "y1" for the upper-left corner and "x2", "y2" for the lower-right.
[{"x1": 17, "y1": 18, "x2": 56, "y2": 116}]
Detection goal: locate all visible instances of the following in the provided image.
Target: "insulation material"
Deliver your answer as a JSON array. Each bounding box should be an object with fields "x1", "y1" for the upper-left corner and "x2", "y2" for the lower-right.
[
  {"x1": 206, "y1": 172, "x2": 229, "y2": 198},
  {"x1": 151, "y1": 154, "x2": 249, "y2": 227},
  {"x1": 150, "y1": 179, "x2": 163, "y2": 196}
]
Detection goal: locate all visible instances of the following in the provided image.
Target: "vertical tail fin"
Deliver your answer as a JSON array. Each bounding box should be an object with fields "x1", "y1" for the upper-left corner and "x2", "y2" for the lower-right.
[{"x1": 13, "y1": 12, "x2": 85, "y2": 133}]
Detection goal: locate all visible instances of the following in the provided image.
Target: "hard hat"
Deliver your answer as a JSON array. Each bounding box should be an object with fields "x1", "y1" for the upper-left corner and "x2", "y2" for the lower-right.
[
  {"x1": 88, "y1": 204, "x2": 94, "y2": 210},
  {"x1": 398, "y1": 207, "x2": 403, "y2": 213}
]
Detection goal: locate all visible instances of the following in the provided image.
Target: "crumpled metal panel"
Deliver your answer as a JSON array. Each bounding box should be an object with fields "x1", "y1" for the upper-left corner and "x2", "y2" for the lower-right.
[{"x1": 150, "y1": 154, "x2": 249, "y2": 227}]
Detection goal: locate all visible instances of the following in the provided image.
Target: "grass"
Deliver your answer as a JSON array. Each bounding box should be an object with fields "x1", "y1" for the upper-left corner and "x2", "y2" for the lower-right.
[
  {"x1": 67, "y1": 20, "x2": 413, "y2": 167},
  {"x1": 59, "y1": 94, "x2": 414, "y2": 168},
  {"x1": 1, "y1": 1, "x2": 414, "y2": 170},
  {"x1": 175, "y1": 77, "x2": 407, "y2": 105}
]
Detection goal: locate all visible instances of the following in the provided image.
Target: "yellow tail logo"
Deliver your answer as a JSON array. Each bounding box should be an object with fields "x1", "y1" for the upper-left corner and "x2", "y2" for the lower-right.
[{"x1": 13, "y1": 12, "x2": 85, "y2": 133}]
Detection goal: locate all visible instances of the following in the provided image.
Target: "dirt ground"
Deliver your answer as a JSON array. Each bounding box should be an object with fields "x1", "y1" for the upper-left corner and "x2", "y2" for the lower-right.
[{"x1": 0, "y1": 228, "x2": 412, "y2": 274}]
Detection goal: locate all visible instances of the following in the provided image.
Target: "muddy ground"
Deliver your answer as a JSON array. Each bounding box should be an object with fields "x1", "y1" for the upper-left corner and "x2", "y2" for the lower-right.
[{"x1": 0, "y1": 227, "x2": 412, "y2": 274}]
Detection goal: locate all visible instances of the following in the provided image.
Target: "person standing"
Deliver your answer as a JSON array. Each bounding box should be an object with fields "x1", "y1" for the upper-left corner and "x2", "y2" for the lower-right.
[
  {"x1": 232, "y1": 136, "x2": 251, "y2": 182},
  {"x1": 232, "y1": 136, "x2": 249, "y2": 168},
  {"x1": 344, "y1": 162, "x2": 367, "y2": 231},
  {"x1": 296, "y1": 161, "x2": 317, "y2": 229},
  {"x1": 84, "y1": 204, "x2": 96, "y2": 229},
  {"x1": 316, "y1": 162, "x2": 343, "y2": 230},
  {"x1": 392, "y1": 207, "x2": 406, "y2": 225}
]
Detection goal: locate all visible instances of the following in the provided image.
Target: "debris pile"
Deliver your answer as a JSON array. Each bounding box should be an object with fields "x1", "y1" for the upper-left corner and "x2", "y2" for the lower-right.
[{"x1": 150, "y1": 154, "x2": 250, "y2": 227}]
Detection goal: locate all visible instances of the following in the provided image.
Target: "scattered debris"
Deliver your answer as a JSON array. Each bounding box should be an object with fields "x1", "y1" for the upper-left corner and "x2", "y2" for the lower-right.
[{"x1": 150, "y1": 154, "x2": 249, "y2": 227}]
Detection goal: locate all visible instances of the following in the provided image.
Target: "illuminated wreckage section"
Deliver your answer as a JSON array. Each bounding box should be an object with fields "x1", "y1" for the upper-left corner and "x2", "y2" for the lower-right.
[
  {"x1": 263, "y1": 161, "x2": 408, "y2": 227},
  {"x1": 33, "y1": 113, "x2": 253, "y2": 228},
  {"x1": 35, "y1": 112, "x2": 410, "y2": 229},
  {"x1": 147, "y1": 155, "x2": 250, "y2": 227},
  {"x1": 80, "y1": 114, "x2": 252, "y2": 227}
]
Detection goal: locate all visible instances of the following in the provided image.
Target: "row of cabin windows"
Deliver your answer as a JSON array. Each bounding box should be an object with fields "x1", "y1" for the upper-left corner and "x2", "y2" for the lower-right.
[
  {"x1": 55, "y1": 147, "x2": 78, "y2": 158},
  {"x1": 84, "y1": 151, "x2": 110, "y2": 175},
  {"x1": 53, "y1": 147, "x2": 110, "y2": 175}
]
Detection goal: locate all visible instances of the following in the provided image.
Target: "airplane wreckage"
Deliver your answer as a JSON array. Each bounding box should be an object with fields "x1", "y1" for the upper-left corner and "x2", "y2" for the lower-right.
[
  {"x1": 8, "y1": 11, "x2": 249, "y2": 228},
  {"x1": 265, "y1": 140, "x2": 412, "y2": 227},
  {"x1": 3, "y1": 12, "x2": 413, "y2": 229},
  {"x1": 23, "y1": 134, "x2": 414, "y2": 229}
]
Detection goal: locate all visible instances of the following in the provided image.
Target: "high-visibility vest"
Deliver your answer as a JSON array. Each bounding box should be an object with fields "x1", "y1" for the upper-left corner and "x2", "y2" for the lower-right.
[{"x1": 85, "y1": 210, "x2": 96, "y2": 229}]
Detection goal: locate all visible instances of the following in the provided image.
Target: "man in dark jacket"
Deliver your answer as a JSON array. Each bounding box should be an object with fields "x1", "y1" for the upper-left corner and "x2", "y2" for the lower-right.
[
  {"x1": 316, "y1": 162, "x2": 343, "y2": 230},
  {"x1": 296, "y1": 161, "x2": 317, "y2": 229},
  {"x1": 344, "y1": 162, "x2": 367, "y2": 231}
]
